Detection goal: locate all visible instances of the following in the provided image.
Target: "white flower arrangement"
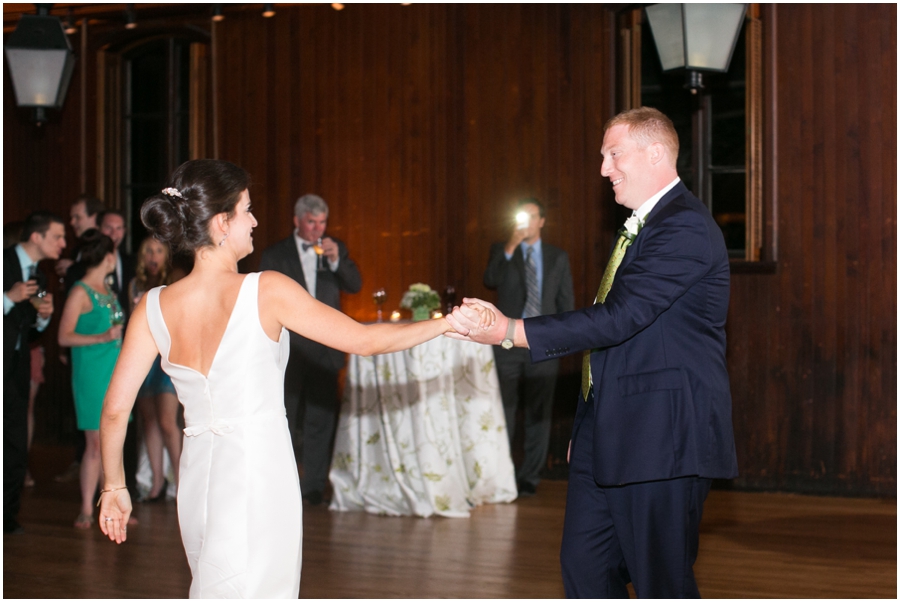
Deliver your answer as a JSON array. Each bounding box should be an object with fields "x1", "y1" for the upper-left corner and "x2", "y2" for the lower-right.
[{"x1": 400, "y1": 283, "x2": 441, "y2": 311}]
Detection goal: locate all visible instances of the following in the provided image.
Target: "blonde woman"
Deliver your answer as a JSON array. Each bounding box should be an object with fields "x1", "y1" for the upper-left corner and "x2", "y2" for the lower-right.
[{"x1": 129, "y1": 237, "x2": 180, "y2": 502}]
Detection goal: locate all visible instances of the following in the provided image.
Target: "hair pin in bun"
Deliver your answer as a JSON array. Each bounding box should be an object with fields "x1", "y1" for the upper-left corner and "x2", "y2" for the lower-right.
[{"x1": 162, "y1": 187, "x2": 183, "y2": 199}]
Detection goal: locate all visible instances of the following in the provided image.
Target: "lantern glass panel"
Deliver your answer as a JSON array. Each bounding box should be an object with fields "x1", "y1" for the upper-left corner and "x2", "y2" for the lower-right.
[
  {"x1": 5, "y1": 48, "x2": 70, "y2": 107},
  {"x1": 683, "y1": 4, "x2": 747, "y2": 72},
  {"x1": 644, "y1": 4, "x2": 685, "y2": 70}
]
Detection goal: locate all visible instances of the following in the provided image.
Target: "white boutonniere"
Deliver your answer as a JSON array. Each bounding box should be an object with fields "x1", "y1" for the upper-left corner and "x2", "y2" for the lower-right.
[{"x1": 620, "y1": 215, "x2": 644, "y2": 242}]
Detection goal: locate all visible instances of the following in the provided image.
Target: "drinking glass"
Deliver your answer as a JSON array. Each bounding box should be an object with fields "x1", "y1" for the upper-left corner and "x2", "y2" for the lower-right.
[
  {"x1": 442, "y1": 285, "x2": 457, "y2": 315},
  {"x1": 314, "y1": 237, "x2": 325, "y2": 271},
  {"x1": 372, "y1": 288, "x2": 387, "y2": 322},
  {"x1": 29, "y1": 265, "x2": 47, "y2": 310}
]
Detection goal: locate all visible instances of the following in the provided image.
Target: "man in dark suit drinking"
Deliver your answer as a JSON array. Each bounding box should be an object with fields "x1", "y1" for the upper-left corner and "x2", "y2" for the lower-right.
[
  {"x1": 99, "y1": 210, "x2": 136, "y2": 321},
  {"x1": 483, "y1": 198, "x2": 574, "y2": 497},
  {"x1": 259, "y1": 194, "x2": 362, "y2": 505},
  {"x1": 4, "y1": 211, "x2": 65, "y2": 533},
  {"x1": 448, "y1": 107, "x2": 738, "y2": 598}
]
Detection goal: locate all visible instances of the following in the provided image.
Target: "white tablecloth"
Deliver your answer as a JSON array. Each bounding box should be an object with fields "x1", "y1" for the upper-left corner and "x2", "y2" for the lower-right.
[{"x1": 329, "y1": 336, "x2": 517, "y2": 517}]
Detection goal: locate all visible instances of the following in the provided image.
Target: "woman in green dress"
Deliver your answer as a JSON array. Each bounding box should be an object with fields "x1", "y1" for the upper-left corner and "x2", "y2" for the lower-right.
[{"x1": 58, "y1": 230, "x2": 124, "y2": 528}]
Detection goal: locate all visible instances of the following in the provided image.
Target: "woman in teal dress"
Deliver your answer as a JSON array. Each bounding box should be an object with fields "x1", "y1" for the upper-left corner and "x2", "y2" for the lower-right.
[{"x1": 58, "y1": 230, "x2": 124, "y2": 528}]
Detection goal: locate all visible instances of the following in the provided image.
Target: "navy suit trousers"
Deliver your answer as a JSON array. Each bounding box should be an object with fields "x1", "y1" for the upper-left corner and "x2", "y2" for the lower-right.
[{"x1": 560, "y1": 391, "x2": 711, "y2": 598}]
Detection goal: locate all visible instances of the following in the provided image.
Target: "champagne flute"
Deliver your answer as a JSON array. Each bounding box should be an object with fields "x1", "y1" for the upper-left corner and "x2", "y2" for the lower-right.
[
  {"x1": 106, "y1": 273, "x2": 125, "y2": 345},
  {"x1": 314, "y1": 237, "x2": 325, "y2": 271},
  {"x1": 373, "y1": 288, "x2": 387, "y2": 322}
]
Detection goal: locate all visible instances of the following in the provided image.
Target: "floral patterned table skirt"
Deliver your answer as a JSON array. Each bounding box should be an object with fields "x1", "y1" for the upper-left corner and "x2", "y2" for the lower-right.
[{"x1": 329, "y1": 337, "x2": 518, "y2": 517}]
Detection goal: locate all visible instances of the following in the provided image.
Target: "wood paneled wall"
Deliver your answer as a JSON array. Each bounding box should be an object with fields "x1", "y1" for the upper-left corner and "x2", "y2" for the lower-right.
[
  {"x1": 727, "y1": 4, "x2": 896, "y2": 495},
  {"x1": 2, "y1": 4, "x2": 895, "y2": 495},
  {"x1": 217, "y1": 4, "x2": 616, "y2": 318}
]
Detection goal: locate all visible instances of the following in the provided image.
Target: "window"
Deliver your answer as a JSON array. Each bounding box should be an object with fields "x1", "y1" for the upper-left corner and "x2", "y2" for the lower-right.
[
  {"x1": 97, "y1": 32, "x2": 211, "y2": 254},
  {"x1": 617, "y1": 5, "x2": 769, "y2": 263},
  {"x1": 123, "y1": 38, "x2": 192, "y2": 248}
]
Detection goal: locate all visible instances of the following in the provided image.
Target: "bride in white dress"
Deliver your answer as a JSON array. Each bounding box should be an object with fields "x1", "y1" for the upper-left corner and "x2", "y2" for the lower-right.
[{"x1": 96, "y1": 159, "x2": 492, "y2": 598}]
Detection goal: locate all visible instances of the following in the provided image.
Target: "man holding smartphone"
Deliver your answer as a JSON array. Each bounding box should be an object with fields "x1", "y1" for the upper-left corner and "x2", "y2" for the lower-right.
[{"x1": 483, "y1": 198, "x2": 574, "y2": 497}]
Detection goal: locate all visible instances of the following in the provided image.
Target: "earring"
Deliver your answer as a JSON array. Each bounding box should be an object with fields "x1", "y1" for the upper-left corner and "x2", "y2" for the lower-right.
[{"x1": 219, "y1": 232, "x2": 229, "y2": 246}]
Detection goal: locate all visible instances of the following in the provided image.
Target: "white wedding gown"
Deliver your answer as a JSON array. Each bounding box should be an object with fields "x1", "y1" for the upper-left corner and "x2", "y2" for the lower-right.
[{"x1": 146, "y1": 272, "x2": 302, "y2": 598}]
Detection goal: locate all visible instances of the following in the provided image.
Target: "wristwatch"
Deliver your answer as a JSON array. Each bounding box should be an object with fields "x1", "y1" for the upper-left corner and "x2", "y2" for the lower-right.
[{"x1": 501, "y1": 319, "x2": 516, "y2": 350}]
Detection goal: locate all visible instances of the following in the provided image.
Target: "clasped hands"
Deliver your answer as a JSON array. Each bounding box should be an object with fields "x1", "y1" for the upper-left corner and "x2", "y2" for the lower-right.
[{"x1": 445, "y1": 298, "x2": 509, "y2": 346}]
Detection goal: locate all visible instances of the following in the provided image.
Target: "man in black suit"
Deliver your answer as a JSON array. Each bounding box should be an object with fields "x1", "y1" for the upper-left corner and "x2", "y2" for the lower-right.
[
  {"x1": 259, "y1": 194, "x2": 362, "y2": 505},
  {"x1": 4, "y1": 211, "x2": 66, "y2": 533},
  {"x1": 99, "y1": 210, "x2": 136, "y2": 320},
  {"x1": 484, "y1": 198, "x2": 574, "y2": 497},
  {"x1": 55, "y1": 194, "x2": 104, "y2": 281}
]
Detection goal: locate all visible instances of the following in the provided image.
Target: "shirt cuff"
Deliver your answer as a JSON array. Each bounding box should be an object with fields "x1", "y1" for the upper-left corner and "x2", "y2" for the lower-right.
[
  {"x1": 504, "y1": 251, "x2": 513, "y2": 261},
  {"x1": 3, "y1": 294, "x2": 13, "y2": 315},
  {"x1": 328, "y1": 257, "x2": 340, "y2": 272},
  {"x1": 35, "y1": 314, "x2": 50, "y2": 332}
]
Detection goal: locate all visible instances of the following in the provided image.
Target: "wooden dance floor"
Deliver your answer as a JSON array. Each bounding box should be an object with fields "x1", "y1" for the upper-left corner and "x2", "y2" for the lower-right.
[{"x1": 4, "y1": 444, "x2": 896, "y2": 598}]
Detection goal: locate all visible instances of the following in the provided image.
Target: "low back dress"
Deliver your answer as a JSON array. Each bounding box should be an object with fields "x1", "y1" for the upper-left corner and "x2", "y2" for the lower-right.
[{"x1": 145, "y1": 272, "x2": 302, "y2": 598}]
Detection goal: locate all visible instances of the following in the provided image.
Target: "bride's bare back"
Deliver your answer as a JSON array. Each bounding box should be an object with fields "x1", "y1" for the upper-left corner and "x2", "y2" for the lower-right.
[{"x1": 159, "y1": 272, "x2": 250, "y2": 378}]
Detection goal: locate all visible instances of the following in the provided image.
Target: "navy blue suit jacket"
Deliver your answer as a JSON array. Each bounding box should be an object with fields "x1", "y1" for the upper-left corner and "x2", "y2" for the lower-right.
[{"x1": 524, "y1": 182, "x2": 738, "y2": 486}]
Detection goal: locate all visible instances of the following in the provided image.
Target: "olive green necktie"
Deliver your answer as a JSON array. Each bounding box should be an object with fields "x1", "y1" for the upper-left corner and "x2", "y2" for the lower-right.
[{"x1": 580, "y1": 232, "x2": 636, "y2": 401}]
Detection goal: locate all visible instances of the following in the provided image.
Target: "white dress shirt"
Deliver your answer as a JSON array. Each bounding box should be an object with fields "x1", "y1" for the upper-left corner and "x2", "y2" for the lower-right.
[{"x1": 293, "y1": 232, "x2": 339, "y2": 300}]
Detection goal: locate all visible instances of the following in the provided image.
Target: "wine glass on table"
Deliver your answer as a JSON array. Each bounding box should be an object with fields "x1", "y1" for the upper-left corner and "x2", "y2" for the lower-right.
[
  {"x1": 443, "y1": 285, "x2": 456, "y2": 316},
  {"x1": 373, "y1": 288, "x2": 387, "y2": 322}
]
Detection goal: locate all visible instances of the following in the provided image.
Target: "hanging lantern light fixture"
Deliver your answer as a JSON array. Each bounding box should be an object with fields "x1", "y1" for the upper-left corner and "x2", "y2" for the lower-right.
[
  {"x1": 4, "y1": 8, "x2": 77, "y2": 125},
  {"x1": 644, "y1": 3, "x2": 747, "y2": 94}
]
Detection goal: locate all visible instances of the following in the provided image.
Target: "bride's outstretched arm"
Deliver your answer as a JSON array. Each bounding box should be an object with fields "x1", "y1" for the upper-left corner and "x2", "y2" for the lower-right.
[
  {"x1": 98, "y1": 295, "x2": 160, "y2": 544},
  {"x1": 259, "y1": 271, "x2": 493, "y2": 356}
]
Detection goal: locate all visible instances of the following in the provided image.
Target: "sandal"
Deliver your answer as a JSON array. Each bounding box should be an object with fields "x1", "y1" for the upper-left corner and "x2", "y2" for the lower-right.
[{"x1": 74, "y1": 513, "x2": 92, "y2": 529}]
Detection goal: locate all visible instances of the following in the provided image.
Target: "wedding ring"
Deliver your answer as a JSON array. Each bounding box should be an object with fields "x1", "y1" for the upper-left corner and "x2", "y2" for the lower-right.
[{"x1": 105, "y1": 517, "x2": 113, "y2": 522}]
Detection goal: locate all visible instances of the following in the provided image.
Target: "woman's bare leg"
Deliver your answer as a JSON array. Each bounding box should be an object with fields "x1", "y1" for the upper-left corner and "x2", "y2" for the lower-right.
[
  {"x1": 136, "y1": 396, "x2": 165, "y2": 497},
  {"x1": 77, "y1": 430, "x2": 102, "y2": 522},
  {"x1": 156, "y1": 392, "x2": 182, "y2": 486}
]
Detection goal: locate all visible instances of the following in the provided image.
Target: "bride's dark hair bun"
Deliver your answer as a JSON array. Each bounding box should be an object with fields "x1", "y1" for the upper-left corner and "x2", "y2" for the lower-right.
[{"x1": 141, "y1": 159, "x2": 250, "y2": 253}]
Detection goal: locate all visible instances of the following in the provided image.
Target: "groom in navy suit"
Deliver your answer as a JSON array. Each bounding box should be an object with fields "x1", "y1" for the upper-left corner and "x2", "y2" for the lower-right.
[{"x1": 448, "y1": 107, "x2": 738, "y2": 598}]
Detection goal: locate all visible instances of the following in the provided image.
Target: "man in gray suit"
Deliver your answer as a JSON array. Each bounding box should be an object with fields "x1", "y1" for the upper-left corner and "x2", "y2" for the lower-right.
[
  {"x1": 483, "y1": 198, "x2": 574, "y2": 496},
  {"x1": 259, "y1": 194, "x2": 362, "y2": 505}
]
